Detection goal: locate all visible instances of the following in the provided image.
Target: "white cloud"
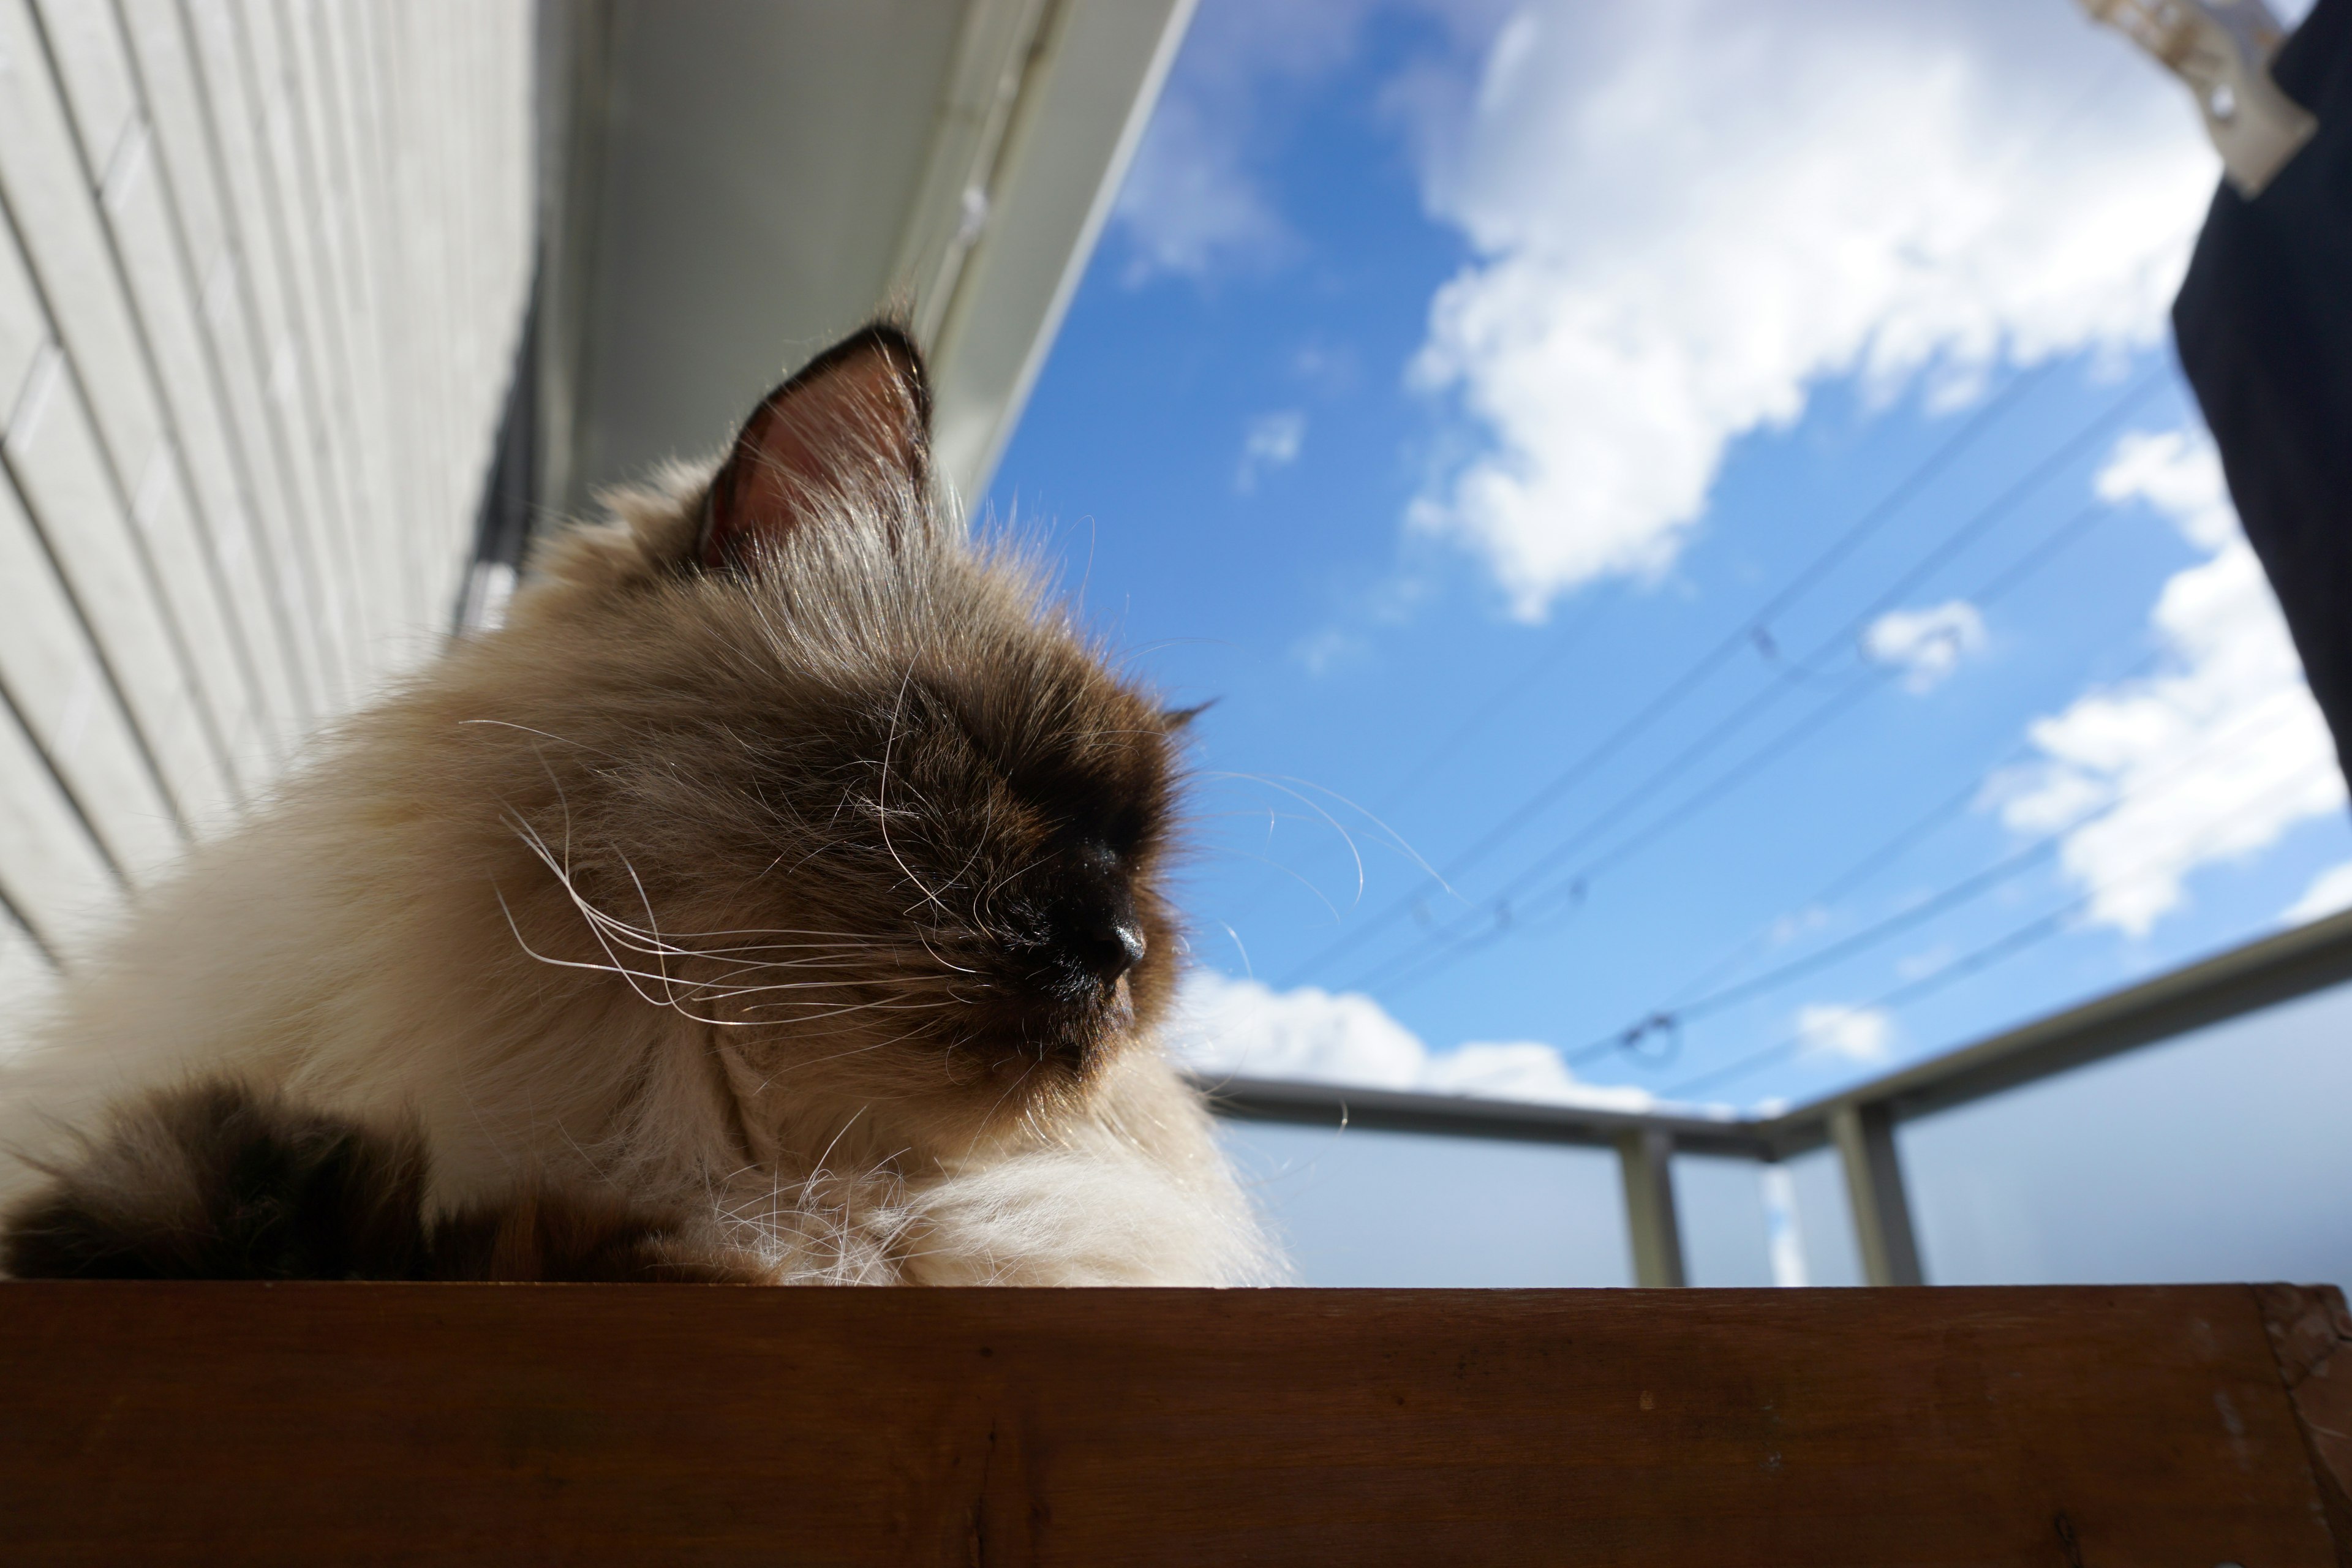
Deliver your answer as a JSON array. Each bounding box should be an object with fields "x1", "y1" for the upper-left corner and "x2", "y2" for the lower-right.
[
  {"x1": 1171, "y1": 968, "x2": 1661, "y2": 1112},
  {"x1": 1400, "y1": 0, "x2": 2219, "y2": 617},
  {"x1": 1863, "y1": 600, "x2": 1988, "y2": 693},
  {"x1": 1991, "y1": 428, "x2": 2345, "y2": 935},
  {"x1": 1237, "y1": 409, "x2": 1308, "y2": 491},
  {"x1": 1115, "y1": 90, "x2": 1294, "y2": 281},
  {"x1": 1794, "y1": 1002, "x2": 1894, "y2": 1063},
  {"x1": 1292, "y1": 624, "x2": 1368, "y2": 676},
  {"x1": 2283, "y1": 862, "x2": 2352, "y2": 927},
  {"x1": 1112, "y1": 4, "x2": 1388, "y2": 281}
]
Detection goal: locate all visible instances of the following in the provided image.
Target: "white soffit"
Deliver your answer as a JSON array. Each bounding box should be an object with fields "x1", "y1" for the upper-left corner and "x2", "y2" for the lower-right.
[{"x1": 561, "y1": 0, "x2": 1193, "y2": 513}]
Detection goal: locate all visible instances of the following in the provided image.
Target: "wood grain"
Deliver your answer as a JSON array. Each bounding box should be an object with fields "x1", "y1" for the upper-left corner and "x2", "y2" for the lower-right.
[
  {"x1": 2262, "y1": 1283, "x2": 2352, "y2": 1562},
  {"x1": 0, "y1": 1283, "x2": 2340, "y2": 1566}
]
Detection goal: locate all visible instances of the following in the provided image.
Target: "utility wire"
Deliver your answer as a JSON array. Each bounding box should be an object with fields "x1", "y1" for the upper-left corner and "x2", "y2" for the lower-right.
[
  {"x1": 1377, "y1": 586, "x2": 1621, "y2": 815},
  {"x1": 1260, "y1": 55, "x2": 2153, "y2": 986},
  {"x1": 1211, "y1": 586, "x2": 1622, "y2": 933},
  {"x1": 1324, "y1": 379, "x2": 2165, "y2": 997},
  {"x1": 1274, "y1": 361, "x2": 2064, "y2": 987},
  {"x1": 1511, "y1": 491, "x2": 2143, "y2": 939},
  {"x1": 1567, "y1": 696, "x2": 2299, "y2": 1065},
  {"x1": 1656, "y1": 762, "x2": 2337, "y2": 1100},
  {"x1": 1619, "y1": 646, "x2": 2168, "y2": 1033},
  {"x1": 1363, "y1": 668, "x2": 1885, "y2": 993}
]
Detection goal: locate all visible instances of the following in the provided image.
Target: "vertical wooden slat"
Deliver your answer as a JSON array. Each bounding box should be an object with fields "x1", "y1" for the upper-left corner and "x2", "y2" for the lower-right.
[
  {"x1": 0, "y1": 429, "x2": 177, "y2": 881},
  {"x1": 288, "y1": 0, "x2": 411, "y2": 676},
  {"x1": 0, "y1": 660, "x2": 124, "y2": 959},
  {"x1": 178, "y1": 0, "x2": 349, "y2": 705},
  {"x1": 3, "y1": 349, "x2": 221, "y2": 844},
  {"x1": 121, "y1": 0, "x2": 323, "y2": 720},
  {"x1": 98, "y1": 111, "x2": 293, "y2": 767},
  {"x1": 228, "y1": 0, "x2": 373, "y2": 685},
  {"x1": 27, "y1": 0, "x2": 140, "y2": 183},
  {"x1": 255, "y1": 0, "x2": 376, "y2": 682},
  {"x1": 0, "y1": 162, "x2": 46, "y2": 424},
  {"x1": 328, "y1": 0, "x2": 420, "y2": 643},
  {"x1": 0, "y1": 894, "x2": 59, "y2": 1010}
]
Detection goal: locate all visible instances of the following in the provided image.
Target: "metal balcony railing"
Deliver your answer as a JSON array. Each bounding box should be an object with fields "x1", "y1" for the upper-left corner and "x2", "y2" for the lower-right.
[{"x1": 1194, "y1": 905, "x2": 2352, "y2": 1286}]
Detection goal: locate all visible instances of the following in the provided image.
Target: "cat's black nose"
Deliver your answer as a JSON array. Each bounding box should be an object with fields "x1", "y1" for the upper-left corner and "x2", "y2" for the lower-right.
[
  {"x1": 1052, "y1": 841, "x2": 1145, "y2": 986},
  {"x1": 1071, "y1": 916, "x2": 1147, "y2": 984}
]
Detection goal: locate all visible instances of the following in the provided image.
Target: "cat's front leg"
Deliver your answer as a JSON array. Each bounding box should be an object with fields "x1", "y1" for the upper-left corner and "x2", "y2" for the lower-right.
[{"x1": 1, "y1": 1080, "x2": 755, "y2": 1283}]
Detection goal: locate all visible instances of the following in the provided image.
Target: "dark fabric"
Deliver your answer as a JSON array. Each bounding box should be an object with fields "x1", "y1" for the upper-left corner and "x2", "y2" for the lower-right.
[{"x1": 2174, "y1": 0, "x2": 2352, "y2": 783}]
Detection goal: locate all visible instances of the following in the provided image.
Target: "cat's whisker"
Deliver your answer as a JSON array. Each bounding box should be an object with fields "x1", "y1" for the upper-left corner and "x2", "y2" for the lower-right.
[
  {"x1": 1200, "y1": 769, "x2": 1450, "y2": 902},
  {"x1": 493, "y1": 886, "x2": 701, "y2": 1018},
  {"x1": 1203, "y1": 847, "x2": 1349, "y2": 925},
  {"x1": 505, "y1": 820, "x2": 891, "y2": 989},
  {"x1": 507, "y1": 823, "x2": 707, "y2": 1006},
  {"x1": 614, "y1": 846, "x2": 687, "y2": 1009},
  {"x1": 962, "y1": 1058, "x2": 1042, "y2": 1158},
  {"x1": 458, "y1": 718, "x2": 611, "y2": 756},
  {"x1": 1194, "y1": 771, "x2": 1379, "y2": 906},
  {"x1": 737, "y1": 997, "x2": 959, "y2": 1026}
]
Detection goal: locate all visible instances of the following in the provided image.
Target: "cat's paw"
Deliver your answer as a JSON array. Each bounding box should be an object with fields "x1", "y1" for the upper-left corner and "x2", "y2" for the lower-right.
[
  {"x1": 2, "y1": 1077, "x2": 760, "y2": 1283},
  {"x1": 1, "y1": 1079, "x2": 432, "y2": 1280}
]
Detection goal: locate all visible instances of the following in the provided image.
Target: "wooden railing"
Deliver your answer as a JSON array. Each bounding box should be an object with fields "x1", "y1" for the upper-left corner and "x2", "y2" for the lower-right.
[{"x1": 4, "y1": 1281, "x2": 2346, "y2": 1563}]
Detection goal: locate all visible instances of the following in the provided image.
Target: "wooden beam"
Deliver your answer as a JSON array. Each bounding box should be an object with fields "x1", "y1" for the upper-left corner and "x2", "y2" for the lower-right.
[
  {"x1": 1, "y1": 1283, "x2": 2343, "y2": 1564},
  {"x1": 2260, "y1": 1283, "x2": 2352, "y2": 1554}
]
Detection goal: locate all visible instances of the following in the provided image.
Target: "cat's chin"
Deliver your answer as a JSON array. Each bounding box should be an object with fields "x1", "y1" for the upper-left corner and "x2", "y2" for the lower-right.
[{"x1": 943, "y1": 976, "x2": 1140, "y2": 1104}]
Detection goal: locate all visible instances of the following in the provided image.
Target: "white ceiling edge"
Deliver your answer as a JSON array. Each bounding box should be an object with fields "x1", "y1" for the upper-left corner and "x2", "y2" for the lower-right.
[
  {"x1": 548, "y1": 0, "x2": 1194, "y2": 522},
  {"x1": 925, "y1": 0, "x2": 1199, "y2": 508}
]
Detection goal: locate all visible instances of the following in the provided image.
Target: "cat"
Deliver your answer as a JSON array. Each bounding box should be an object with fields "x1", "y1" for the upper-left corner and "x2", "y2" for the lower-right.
[
  {"x1": 2, "y1": 1079, "x2": 755, "y2": 1282},
  {"x1": 0, "y1": 323, "x2": 1280, "y2": 1286}
]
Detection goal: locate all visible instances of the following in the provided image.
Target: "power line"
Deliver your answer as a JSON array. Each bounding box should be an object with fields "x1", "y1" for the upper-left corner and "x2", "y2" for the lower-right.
[
  {"x1": 1283, "y1": 365, "x2": 2164, "y2": 989},
  {"x1": 1273, "y1": 361, "x2": 2065, "y2": 987},
  {"x1": 1320, "y1": 380, "x2": 2166, "y2": 997},
  {"x1": 1208, "y1": 586, "x2": 1622, "y2": 933},
  {"x1": 1656, "y1": 762, "x2": 2337, "y2": 1101},
  {"x1": 1613, "y1": 647, "x2": 2169, "y2": 1033},
  {"x1": 1376, "y1": 586, "x2": 1621, "y2": 815},
  {"x1": 1567, "y1": 696, "x2": 2299, "y2": 1065},
  {"x1": 1360, "y1": 666, "x2": 1884, "y2": 993},
  {"x1": 1504, "y1": 492, "x2": 2143, "y2": 938}
]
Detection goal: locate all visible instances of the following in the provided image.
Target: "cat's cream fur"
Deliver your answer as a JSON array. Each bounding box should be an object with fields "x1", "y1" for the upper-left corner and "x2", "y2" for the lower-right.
[{"x1": 0, "y1": 330, "x2": 1280, "y2": 1286}]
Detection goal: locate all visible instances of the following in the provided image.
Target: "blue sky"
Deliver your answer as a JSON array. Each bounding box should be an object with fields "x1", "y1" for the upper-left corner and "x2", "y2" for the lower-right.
[{"x1": 982, "y1": 0, "x2": 2351, "y2": 1124}]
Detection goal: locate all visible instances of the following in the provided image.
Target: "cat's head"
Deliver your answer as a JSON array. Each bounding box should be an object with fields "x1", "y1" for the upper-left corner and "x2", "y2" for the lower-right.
[{"x1": 472, "y1": 325, "x2": 1186, "y2": 1147}]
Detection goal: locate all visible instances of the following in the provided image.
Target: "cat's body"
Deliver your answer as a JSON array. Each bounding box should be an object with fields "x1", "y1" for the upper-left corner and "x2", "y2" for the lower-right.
[{"x1": 0, "y1": 326, "x2": 1278, "y2": 1286}]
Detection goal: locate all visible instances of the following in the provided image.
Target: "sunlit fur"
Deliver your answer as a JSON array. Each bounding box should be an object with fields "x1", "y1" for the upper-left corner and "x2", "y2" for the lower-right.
[{"x1": 0, "y1": 344, "x2": 1281, "y2": 1286}]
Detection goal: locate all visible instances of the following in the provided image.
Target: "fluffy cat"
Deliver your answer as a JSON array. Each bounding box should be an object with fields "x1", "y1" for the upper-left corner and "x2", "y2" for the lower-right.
[{"x1": 0, "y1": 323, "x2": 1280, "y2": 1286}]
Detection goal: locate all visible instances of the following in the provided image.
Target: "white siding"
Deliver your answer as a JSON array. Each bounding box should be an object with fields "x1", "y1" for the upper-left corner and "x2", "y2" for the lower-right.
[{"x1": 0, "y1": 0, "x2": 532, "y2": 994}]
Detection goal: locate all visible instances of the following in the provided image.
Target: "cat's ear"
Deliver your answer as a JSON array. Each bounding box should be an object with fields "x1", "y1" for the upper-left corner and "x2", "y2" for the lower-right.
[
  {"x1": 698, "y1": 323, "x2": 932, "y2": 572},
  {"x1": 1161, "y1": 699, "x2": 1216, "y2": 731}
]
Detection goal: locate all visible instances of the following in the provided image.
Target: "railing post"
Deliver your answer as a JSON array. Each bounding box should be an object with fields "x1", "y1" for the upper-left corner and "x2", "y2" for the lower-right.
[
  {"x1": 1830, "y1": 1102, "x2": 1923, "y2": 1286},
  {"x1": 1615, "y1": 1126, "x2": 1686, "y2": 1287}
]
